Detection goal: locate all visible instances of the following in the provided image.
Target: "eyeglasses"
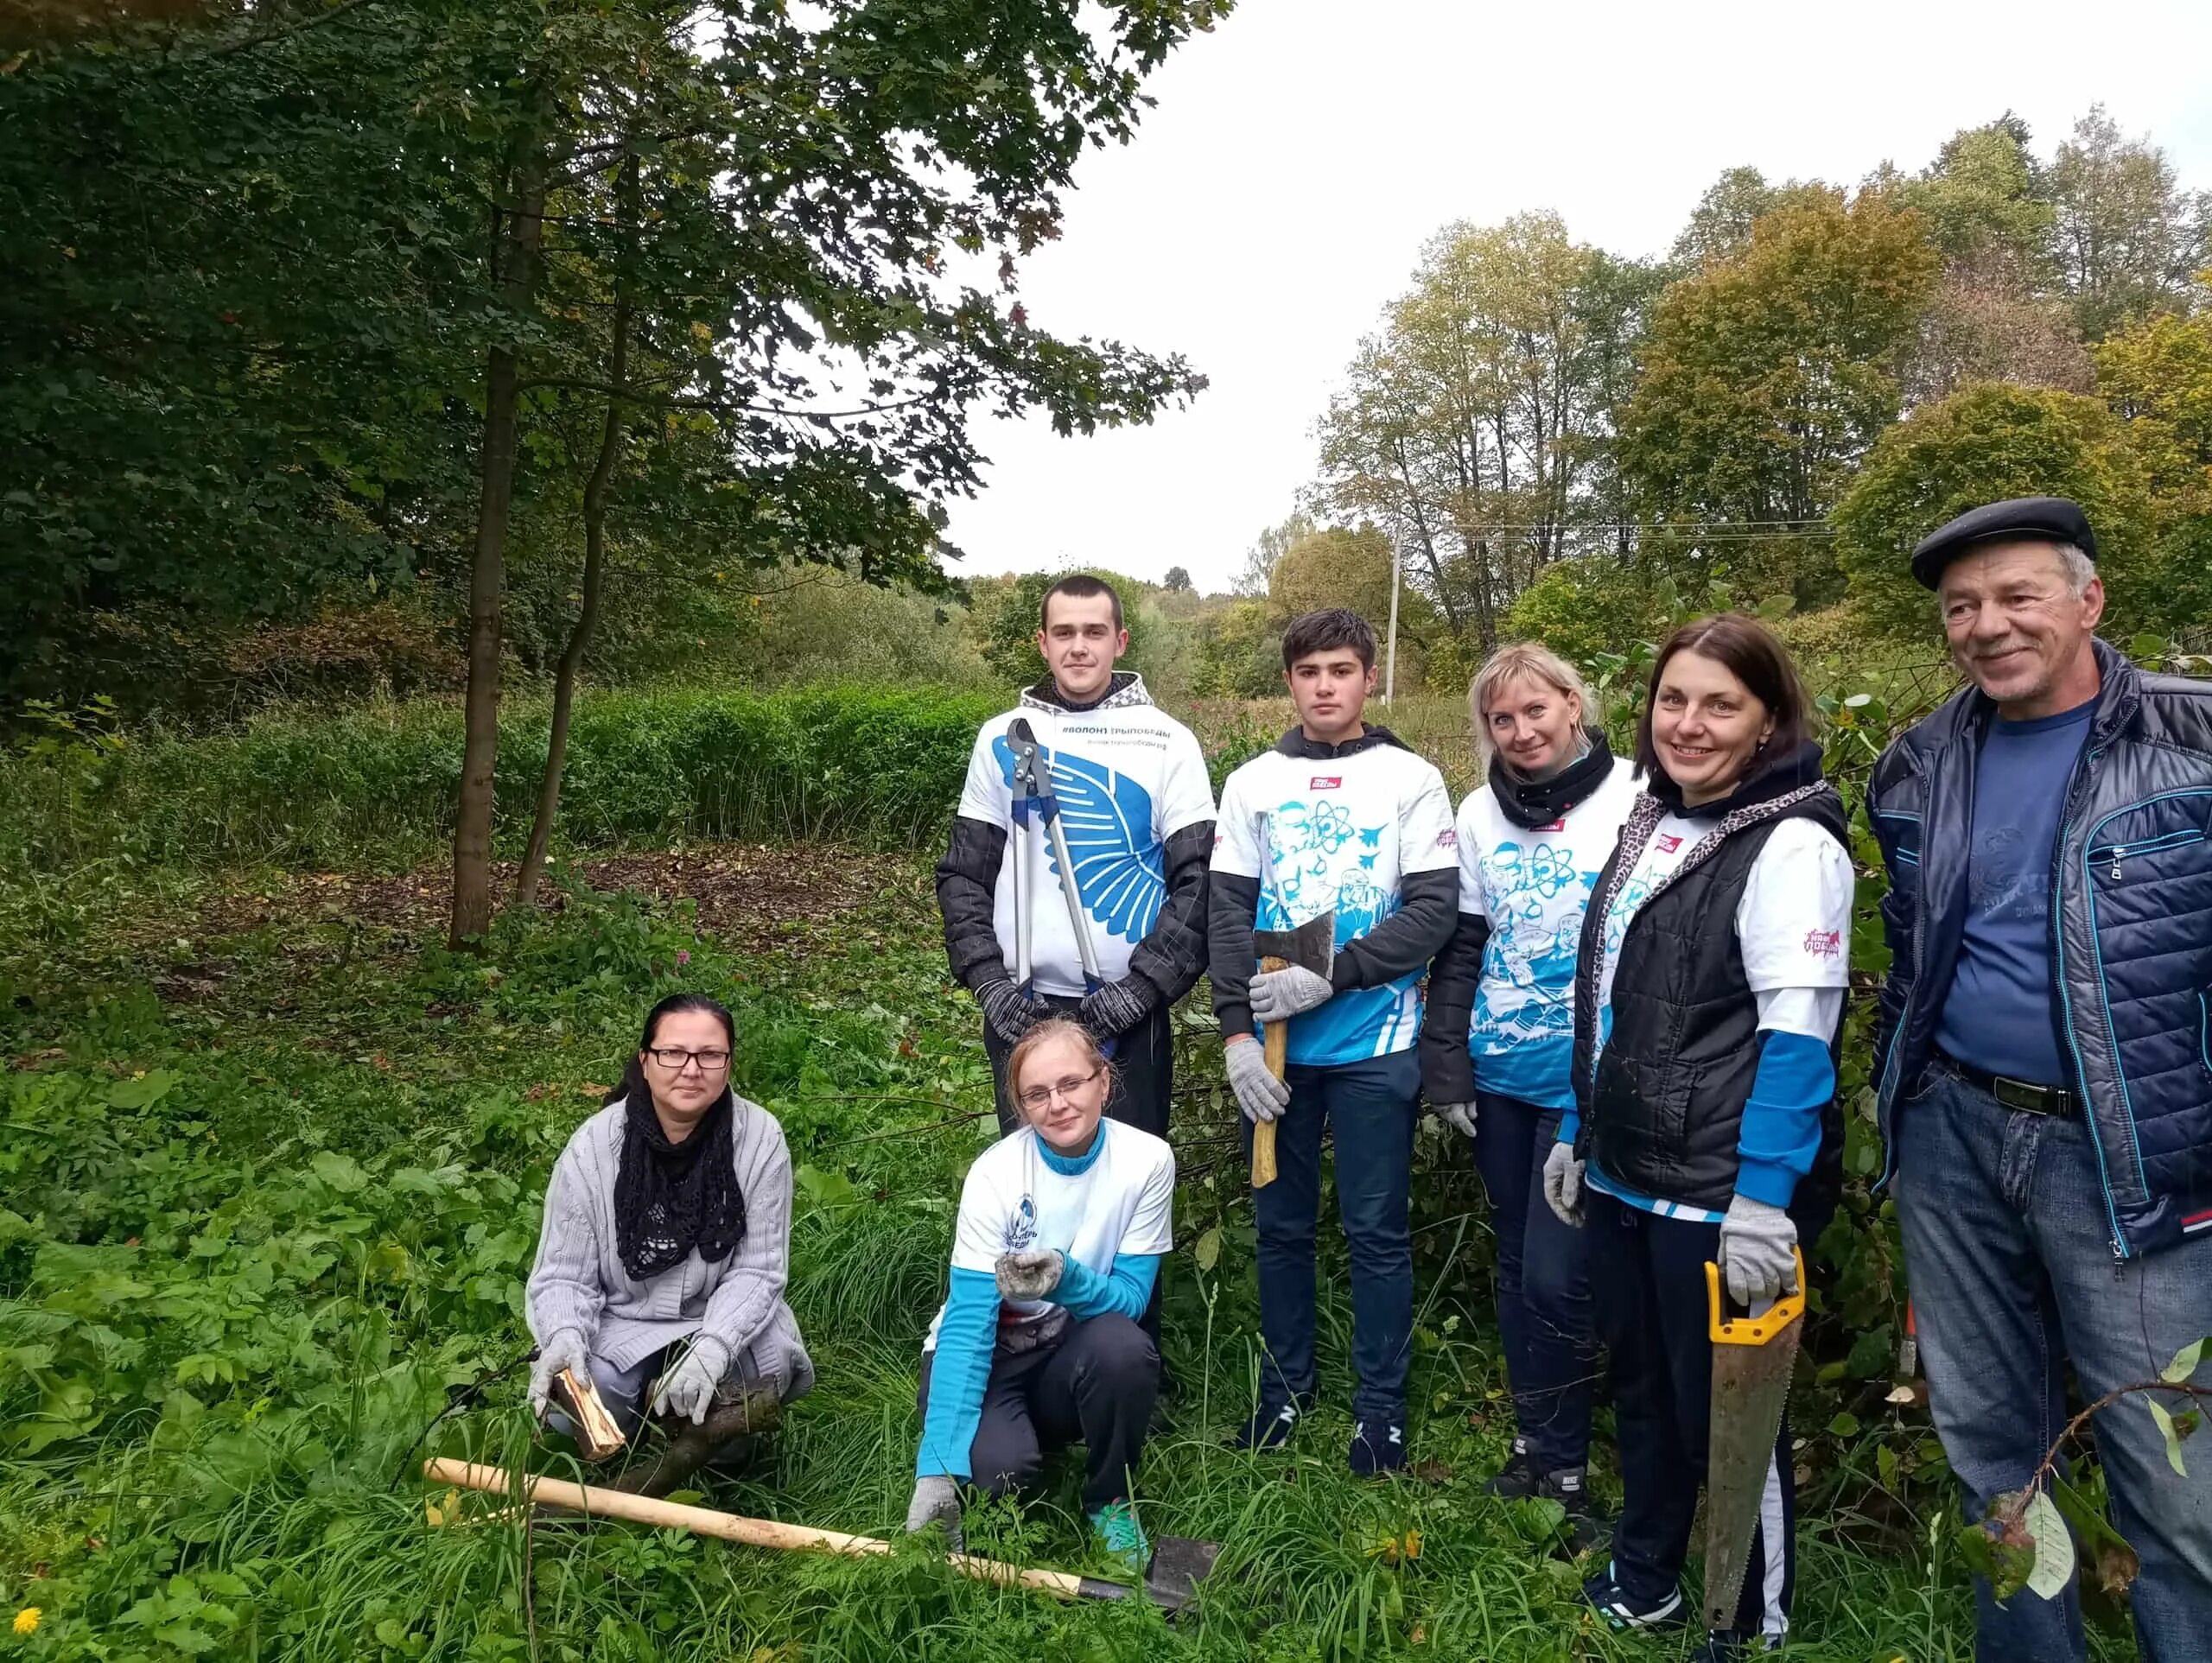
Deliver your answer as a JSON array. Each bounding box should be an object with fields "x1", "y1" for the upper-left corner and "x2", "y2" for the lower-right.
[
  {"x1": 1017, "y1": 1067, "x2": 1104, "y2": 1113},
  {"x1": 645, "y1": 1047, "x2": 731, "y2": 1074}
]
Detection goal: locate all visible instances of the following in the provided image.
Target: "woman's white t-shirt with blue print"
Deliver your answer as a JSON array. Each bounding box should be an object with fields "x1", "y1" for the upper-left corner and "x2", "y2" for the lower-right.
[
  {"x1": 923, "y1": 1120, "x2": 1175, "y2": 1350},
  {"x1": 1580, "y1": 811, "x2": 1853, "y2": 1222},
  {"x1": 1456, "y1": 763, "x2": 1641, "y2": 1111},
  {"x1": 1213, "y1": 739, "x2": 1458, "y2": 1067},
  {"x1": 954, "y1": 687, "x2": 1216, "y2": 1000}
]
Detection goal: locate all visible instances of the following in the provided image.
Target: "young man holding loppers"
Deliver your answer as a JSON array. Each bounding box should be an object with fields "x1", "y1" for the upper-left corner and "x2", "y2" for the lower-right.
[
  {"x1": 937, "y1": 576, "x2": 1216, "y2": 1145},
  {"x1": 1208, "y1": 607, "x2": 1459, "y2": 1474}
]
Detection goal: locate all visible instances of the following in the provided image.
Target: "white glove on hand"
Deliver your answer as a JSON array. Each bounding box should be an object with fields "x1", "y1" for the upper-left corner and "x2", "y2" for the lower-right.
[
  {"x1": 652, "y1": 1335, "x2": 731, "y2": 1425},
  {"x1": 995, "y1": 1248, "x2": 1065, "y2": 1301},
  {"x1": 1249, "y1": 963, "x2": 1334, "y2": 1023},
  {"x1": 1719, "y1": 1195, "x2": 1799, "y2": 1310},
  {"x1": 1541, "y1": 1140, "x2": 1585, "y2": 1228},
  {"x1": 528, "y1": 1329, "x2": 591, "y2": 1422},
  {"x1": 1434, "y1": 1101, "x2": 1478, "y2": 1139},
  {"x1": 906, "y1": 1475, "x2": 963, "y2": 1548},
  {"x1": 976, "y1": 978, "x2": 1041, "y2": 1046},
  {"x1": 1225, "y1": 1038, "x2": 1291, "y2": 1123}
]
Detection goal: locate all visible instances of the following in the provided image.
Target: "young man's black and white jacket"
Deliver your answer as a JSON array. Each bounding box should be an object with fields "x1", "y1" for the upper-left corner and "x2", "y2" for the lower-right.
[{"x1": 937, "y1": 671, "x2": 1216, "y2": 1017}]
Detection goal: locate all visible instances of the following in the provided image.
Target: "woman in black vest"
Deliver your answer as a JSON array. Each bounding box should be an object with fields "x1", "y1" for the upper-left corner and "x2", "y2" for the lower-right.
[{"x1": 1541, "y1": 614, "x2": 1852, "y2": 1663}]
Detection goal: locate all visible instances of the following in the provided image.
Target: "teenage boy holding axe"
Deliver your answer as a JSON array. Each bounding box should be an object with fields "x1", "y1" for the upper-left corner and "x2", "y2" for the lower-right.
[
  {"x1": 937, "y1": 574, "x2": 1217, "y2": 1148},
  {"x1": 1208, "y1": 608, "x2": 1458, "y2": 1473}
]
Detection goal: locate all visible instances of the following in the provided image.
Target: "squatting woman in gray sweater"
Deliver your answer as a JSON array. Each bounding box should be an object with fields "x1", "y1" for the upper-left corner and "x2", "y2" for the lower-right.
[{"x1": 525, "y1": 993, "x2": 813, "y2": 1448}]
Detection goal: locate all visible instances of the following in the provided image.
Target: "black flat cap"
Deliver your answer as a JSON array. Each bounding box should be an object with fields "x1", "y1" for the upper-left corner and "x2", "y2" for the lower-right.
[{"x1": 1910, "y1": 496, "x2": 2097, "y2": 588}]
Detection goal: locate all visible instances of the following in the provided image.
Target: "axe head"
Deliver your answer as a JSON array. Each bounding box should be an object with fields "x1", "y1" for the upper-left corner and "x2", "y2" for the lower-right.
[
  {"x1": 1253, "y1": 908, "x2": 1336, "y2": 978},
  {"x1": 1071, "y1": 1534, "x2": 1223, "y2": 1616}
]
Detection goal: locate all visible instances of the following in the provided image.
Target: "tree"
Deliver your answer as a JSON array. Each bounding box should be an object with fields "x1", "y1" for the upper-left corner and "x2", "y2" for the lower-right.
[
  {"x1": 2049, "y1": 105, "x2": 2209, "y2": 340},
  {"x1": 1622, "y1": 185, "x2": 1942, "y2": 607},
  {"x1": 1232, "y1": 511, "x2": 1313, "y2": 598},
  {"x1": 1162, "y1": 566, "x2": 1192, "y2": 593},
  {"x1": 2096, "y1": 289, "x2": 2212, "y2": 628},
  {"x1": 1268, "y1": 524, "x2": 1402, "y2": 629},
  {"x1": 1834, "y1": 382, "x2": 2152, "y2": 641}
]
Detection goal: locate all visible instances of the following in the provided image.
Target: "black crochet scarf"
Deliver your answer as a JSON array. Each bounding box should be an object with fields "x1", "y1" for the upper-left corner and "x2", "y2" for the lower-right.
[
  {"x1": 613, "y1": 1086, "x2": 746, "y2": 1281},
  {"x1": 1489, "y1": 727, "x2": 1618, "y2": 830}
]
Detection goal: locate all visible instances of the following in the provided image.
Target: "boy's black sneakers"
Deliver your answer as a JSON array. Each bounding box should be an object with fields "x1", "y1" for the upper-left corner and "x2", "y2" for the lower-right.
[
  {"x1": 1480, "y1": 1443, "x2": 1541, "y2": 1498},
  {"x1": 1347, "y1": 1419, "x2": 1407, "y2": 1476},
  {"x1": 1580, "y1": 1565, "x2": 1687, "y2": 1632},
  {"x1": 1230, "y1": 1400, "x2": 1303, "y2": 1452},
  {"x1": 1540, "y1": 1466, "x2": 1605, "y2": 1556}
]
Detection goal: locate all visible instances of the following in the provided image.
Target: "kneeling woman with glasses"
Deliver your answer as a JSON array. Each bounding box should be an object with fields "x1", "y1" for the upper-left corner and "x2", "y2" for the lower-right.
[
  {"x1": 906, "y1": 1019, "x2": 1173, "y2": 1572},
  {"x1": 526, "y1": 993, "x2": 814, "y2": 1452}
]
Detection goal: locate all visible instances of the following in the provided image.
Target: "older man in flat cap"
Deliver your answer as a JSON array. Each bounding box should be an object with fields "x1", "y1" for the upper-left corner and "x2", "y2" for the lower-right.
[{"x1": 1867, "y1": 498, "x2": 2212, "y2": 1660}]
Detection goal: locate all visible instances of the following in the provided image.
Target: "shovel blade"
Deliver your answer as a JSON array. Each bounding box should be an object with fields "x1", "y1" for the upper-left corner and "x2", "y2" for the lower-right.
[
  {"x1": 1702, "y1": 1326, "x2": 1800, "y2": 1630},
  {"x1": 1141, "y1": 1535, "x2": 1223, "y2": 1615}
]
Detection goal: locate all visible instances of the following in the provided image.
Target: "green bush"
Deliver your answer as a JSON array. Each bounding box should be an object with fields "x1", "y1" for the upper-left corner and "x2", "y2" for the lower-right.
[{"x1": 0, "y1": 683, "x2": 1004, "y2": 878}]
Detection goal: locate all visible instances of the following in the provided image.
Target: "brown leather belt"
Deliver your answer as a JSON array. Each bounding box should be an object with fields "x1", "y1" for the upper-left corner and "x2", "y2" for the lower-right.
[{"x1": 1934, "y1": 1050, "x2": 2082, "y2": 1118}]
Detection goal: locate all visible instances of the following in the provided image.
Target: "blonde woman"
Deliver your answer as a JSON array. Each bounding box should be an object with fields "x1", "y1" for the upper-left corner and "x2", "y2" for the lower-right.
[
  {"x1": 904, "y1": 1019, "x2": 1173, "y2": 1573},
  {"x1": 1419, "y1": 641, "x2": 1636, "y2": 1546}
]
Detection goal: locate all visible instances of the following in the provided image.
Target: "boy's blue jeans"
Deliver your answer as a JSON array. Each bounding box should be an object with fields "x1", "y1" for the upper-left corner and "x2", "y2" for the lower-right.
[{"x1": 1895, "y1": 1065, "x2": 2212, "y2": 1663}]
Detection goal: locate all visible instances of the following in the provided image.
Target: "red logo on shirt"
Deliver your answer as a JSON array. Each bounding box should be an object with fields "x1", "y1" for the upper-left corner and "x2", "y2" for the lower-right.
[
  {"x1": 1803, "y1": 929, "x2": 1841, "y2": 960},
  {"x1": 1537, "y1": 819, "x2": 1567, "y2": 833},
  {"x1": 1437, "y1": 828, "x2": 1458, "y2": 848},
  {"x1": 1310, "y1": 776, "x2": 1341, "y2": 790},
  {"x1": 1656, "y1": 834, "x2": 1682, "y2": 853}
]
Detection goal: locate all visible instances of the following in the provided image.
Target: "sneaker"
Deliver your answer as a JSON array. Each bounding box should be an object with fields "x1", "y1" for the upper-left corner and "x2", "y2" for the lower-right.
[
  {"x1": 1230, "y1": 1400, "x2": 1302, "y2": 1452},
  {"x1": 1481, "y1": 1443, "x2": 1542, "y2": 1499},
  {"x1": 1580, "y1": 1565, "x2": 1687, "y2": 1632},
  {"x1": 1537, "y1": 1467, "x2": 1606, "y2": 1556},
  {"x1": 1089, "y1": 1501, "x2": 1150, "y2": 1576},
  {"x1": 1347, "y1": 1418, "x2": 1407, "y2": 1476}
]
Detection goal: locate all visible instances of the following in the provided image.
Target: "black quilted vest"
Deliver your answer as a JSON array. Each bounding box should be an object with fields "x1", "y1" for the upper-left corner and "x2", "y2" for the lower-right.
[{"x1": 1571, "y1": 779, "x2": 1850, "y2": 1219}]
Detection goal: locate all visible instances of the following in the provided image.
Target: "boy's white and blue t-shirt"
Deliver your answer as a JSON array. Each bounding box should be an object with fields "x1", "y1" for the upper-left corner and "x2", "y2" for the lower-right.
[
  {"x1": 1562, "y1": 811, "x2": 1853, "y2": 1222},
  {"x1": 954, "y1": 685, "x2": 1214, "y2": 999},
  {"x1": 918, "y1": 1120, "x2": 1174, "y2": 1480},
  {"x1": 1455, "y1": 763, "x2": 1641, "y2": 1110},
  {"x1": 1212, "y1": 740, "x2": 1458, "y2": 1066}
]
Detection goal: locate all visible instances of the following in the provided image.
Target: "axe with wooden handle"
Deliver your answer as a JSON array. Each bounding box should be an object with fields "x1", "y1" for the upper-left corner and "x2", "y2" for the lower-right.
[{"x1": 1248, "y1": 812, "x2": 1333, "y2": 1190}]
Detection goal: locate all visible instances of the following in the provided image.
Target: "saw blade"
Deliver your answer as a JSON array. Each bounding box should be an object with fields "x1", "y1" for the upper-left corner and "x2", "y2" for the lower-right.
[{"x1": 1701, "y1": 1318, "x2": 1801, "y2": 1630}]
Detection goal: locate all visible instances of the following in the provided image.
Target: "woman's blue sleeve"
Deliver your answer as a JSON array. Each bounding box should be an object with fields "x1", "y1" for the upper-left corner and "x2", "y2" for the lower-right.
[
  {"x1": 1734, "y1": 1031, "x2": 1834, "y2": 1208},
  {"x1": 1053, "y1": 1252, "x2": 1160, "y2": 1323},
  {"x1": 915, "y1": 1269, "x2": 999, "y2": 1481}
]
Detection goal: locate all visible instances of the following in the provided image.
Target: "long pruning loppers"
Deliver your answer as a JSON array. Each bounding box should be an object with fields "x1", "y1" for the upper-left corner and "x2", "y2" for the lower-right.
[{"x1": 1007, "y1": 718, "x2": 1115, "y2": 1057}]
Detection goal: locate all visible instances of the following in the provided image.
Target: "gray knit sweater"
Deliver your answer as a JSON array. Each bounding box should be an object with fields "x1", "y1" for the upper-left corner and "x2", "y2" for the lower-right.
[{"x1": 525, "y1": 1095, "x2": 809, "y2": 1376}]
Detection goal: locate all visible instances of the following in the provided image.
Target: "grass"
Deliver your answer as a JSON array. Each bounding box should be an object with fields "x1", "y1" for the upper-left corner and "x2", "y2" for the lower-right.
[{"x1": 0, "y1": 840, "x2": 2138, "y2": 1661}]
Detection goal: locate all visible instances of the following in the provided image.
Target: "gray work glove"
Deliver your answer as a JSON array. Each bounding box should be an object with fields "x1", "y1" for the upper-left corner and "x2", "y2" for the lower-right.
[
  {"x1": 1541, "y1": 1140, "x2": 1585, "y2": 1228},
  {"x1": 976, "y1": 978, "x2": 1041, "y2": 1046},
  {"x1": 1434, "y1": 1101, "x2": 1478, "y2": 1139},
  {"x1": 1224, "y1": 1038, "x2": 1290, "y2": 1123},
  {"x1": 906, "y1": 1474, "x2": 963, "y2": 1548},
  {"x1": 1249, "y1": 963, "x2": 1333, "y2": 1024},
  {"x1": 527, "y1": 1328, "x2": 591, "y2": 1422},
  {"x1": 1077, "y1": 976, "x2": 1154, "y2": 1038},
  {"x1": 1719, "y1": 1194, "x2": 1799, "y2": 1310},
  {"x1": 652, "y1": 1334, "x2": 730, "y2": 1425},
  {"x1": 995, "y1": 1247, "x2": 1065, "y2": 1302}
]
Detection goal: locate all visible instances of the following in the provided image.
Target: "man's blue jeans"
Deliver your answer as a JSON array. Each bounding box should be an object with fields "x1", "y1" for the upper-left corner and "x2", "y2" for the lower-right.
[
  {"x1": 1241, "y1": 1048, "x2": 1418, "y2": 1422},
  {"x1": 1471, "y1": 1092, "x2": 1596, "y2": 1471},
  {"x1": 1895, "y1": 1066, "x2": 2212, "y2": 1663}
]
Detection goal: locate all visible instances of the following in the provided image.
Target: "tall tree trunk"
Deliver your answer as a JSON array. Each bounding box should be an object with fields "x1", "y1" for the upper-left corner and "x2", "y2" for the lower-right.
[
  {"x1": 449, "y1": 139, "x2": 550, "y2": 949},
  {"x1": 515, "y1": 287, "x2": 632, "y2": 908}
]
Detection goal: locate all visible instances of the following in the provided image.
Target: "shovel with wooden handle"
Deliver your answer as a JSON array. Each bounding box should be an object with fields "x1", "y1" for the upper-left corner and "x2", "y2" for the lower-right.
[
  {"x1": 1700, "y1": 1246, "x2": 1807, "y2": 1631},
  {"x1": 424, "y1": 1458, "x2": 1221, "y2": 1613}
]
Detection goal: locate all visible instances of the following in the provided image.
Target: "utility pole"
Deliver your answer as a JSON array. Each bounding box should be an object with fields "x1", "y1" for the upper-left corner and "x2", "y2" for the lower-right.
[{"x1": 1383, "y1": 535, "x2": 1402, "y2": 705}]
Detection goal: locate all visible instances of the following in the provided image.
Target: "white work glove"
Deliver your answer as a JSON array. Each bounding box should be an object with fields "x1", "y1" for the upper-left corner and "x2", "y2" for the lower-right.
[
  {"x1": 995, "y1": 1247, "x2": 1065, "y2": 1301},
  {"x1": 976, "y1": 978, "x2": 1041, "y2": 1046},
  {"x1": 652, "y1": 1335, "x2": 731, "y2": 1425},
  {"x1": 1434, "y1": 1101, "x2": 1478, "y2": 1139},
  {"x1": 906, "y1": 1475, "x2": 963, "y2": 1548},
  {"x1": 1541, "y1": 1140, "x2": 1585, "y2": 1228},
  {"x1": 1249, "y1": 963, "x2": 1334, "y2": 1023},
  {"x1": 1719, "y1": 1195, "x2": 1799, "y2": 1310},
  {"x1": 1077, "y1": 977, "x2": 1153, "y2": 1038},
  {"x1": 1224, "y1": 1038, "x2": 1290, "y2": 1123},
  {"x1": 528, "y1": 1329, "x2": 591, "y2": 1422}
]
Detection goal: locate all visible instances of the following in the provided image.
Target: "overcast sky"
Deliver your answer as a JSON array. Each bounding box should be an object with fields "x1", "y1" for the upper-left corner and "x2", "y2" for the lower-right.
[{"x1": 938, "y1": 0, "x2": 2212, "y2": 593}]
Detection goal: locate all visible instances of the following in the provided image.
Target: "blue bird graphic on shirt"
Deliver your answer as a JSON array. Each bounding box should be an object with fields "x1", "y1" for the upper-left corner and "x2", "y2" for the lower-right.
[{"x1": 993, "y1": 735, "x2": 1164, "y2": 943}]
